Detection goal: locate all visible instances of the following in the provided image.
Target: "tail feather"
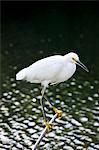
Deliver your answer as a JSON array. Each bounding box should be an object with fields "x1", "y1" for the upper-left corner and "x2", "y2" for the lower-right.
[{"x1": 16, "y1": 68, "x2": 27, "y2": 80}]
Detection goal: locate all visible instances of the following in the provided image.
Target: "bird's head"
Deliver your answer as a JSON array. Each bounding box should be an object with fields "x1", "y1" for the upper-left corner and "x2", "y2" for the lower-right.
[{"x1": 65, "y1": 52, "x2": 89, "y2": 72}]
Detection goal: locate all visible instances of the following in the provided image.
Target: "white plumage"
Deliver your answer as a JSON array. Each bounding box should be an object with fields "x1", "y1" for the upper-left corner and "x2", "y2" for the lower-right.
[{"x1": 17, "y1": 52, "x2": 87, "y2": 87}]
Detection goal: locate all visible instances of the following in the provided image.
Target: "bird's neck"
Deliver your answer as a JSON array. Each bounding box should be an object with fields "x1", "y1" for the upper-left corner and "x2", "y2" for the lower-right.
[{"x1": 63, "y1": 55, "x2": 70, "y2": 63}]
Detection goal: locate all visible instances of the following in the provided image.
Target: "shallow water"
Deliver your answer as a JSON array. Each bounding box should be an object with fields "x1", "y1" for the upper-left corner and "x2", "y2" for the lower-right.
[
  {"x1": 1, "y1": 3, "x2": 99, "y2": 150},
  {"x1": 1, "y1": 75, "x2": 99, "y2": 150}
]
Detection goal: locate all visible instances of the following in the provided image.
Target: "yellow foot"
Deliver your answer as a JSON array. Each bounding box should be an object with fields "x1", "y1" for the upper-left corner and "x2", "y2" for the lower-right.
[
  {"x1": 53, "y1": 107, "x2": 62, "y2": 119},
  {"x1": 44, "y1": 120, "x2": 53, "y2": 132}
]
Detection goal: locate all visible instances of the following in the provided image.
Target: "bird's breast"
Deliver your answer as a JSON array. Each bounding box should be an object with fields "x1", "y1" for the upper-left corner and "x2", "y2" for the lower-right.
[{"x1": 53, "y1": 63, "x2": 76, "y2": 83}]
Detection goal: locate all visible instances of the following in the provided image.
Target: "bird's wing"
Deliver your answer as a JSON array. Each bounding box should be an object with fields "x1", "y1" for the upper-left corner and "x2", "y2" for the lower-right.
[{"x1": 26, "y1": 55, "x2": 64, "y2": 83}]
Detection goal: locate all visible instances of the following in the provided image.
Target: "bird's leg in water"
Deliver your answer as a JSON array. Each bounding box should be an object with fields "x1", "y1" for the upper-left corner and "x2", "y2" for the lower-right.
[
  {"x1": 40, "y1": 87, "x2": 53, "y2": 131},
  {"x1": 44, "y1": 96, "x2": 62, "y2": 119}
]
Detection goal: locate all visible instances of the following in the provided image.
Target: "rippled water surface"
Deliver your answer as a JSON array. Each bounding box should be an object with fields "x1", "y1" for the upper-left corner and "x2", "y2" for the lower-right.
[{"x1": 1, "y1": 3, "x2": 99, "y2": 150}]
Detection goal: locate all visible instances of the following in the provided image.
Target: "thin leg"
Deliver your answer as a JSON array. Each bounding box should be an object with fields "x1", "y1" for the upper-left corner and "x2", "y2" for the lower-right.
[
  {"x1": 40, "y1": 86, "x2": 53, "y2": 131},
  {"x1": 44, "y1": 95, "x2": 54, "y2": 108},
  {"x1": 44, "y1": 96, "x2": 62, "y2": 119},
  {"x1": 40, "y1": 86, "x2": 47, "y2": 122}
]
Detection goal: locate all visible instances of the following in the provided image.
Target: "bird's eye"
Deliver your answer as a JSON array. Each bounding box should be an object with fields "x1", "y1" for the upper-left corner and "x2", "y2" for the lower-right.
[{"x1": 72, "y1": 58, "x2": 75, "y2": 61}]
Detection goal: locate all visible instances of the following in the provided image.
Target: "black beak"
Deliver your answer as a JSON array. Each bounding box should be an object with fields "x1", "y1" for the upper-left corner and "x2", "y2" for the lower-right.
[{"x1": 76, "y1": 60, "x2": 89, "y2": 72}]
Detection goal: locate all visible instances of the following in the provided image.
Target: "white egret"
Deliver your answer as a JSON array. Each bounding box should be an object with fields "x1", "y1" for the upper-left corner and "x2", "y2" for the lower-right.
[{"x1": 16, "y1": 52, "x2": 89, "y2": 130}]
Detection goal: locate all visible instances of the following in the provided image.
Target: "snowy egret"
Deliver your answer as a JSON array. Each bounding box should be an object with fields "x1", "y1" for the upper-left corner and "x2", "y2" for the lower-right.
[{"x1": 16, "y1": 52, "x2": 89, "y2": 130}]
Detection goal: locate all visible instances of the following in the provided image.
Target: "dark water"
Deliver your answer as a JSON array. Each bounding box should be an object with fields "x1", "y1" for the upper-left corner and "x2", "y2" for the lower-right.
[{"x1": 1, "y1": 2, "x2": 99, "y2": 150}]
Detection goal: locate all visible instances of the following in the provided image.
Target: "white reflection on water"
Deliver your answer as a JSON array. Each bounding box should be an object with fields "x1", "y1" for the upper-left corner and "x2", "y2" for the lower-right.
[{"x1": 1, "y1": 77, "x2": 99, "y2": 149}]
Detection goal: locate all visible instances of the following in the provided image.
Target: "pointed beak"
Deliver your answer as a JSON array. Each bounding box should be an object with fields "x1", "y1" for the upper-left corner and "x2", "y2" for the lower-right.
[{"x1": 76, "y1": 60, "x2": 89, "y2": 72}]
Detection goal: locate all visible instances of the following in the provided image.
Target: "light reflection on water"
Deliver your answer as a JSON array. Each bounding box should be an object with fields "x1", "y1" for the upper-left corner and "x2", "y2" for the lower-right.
[
  {"x1": 1, "y1": 4, "x2": 99, "y2": 149},
  {"x1": 1, "y1": 75, "x2": 99, "y2": 150}
]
